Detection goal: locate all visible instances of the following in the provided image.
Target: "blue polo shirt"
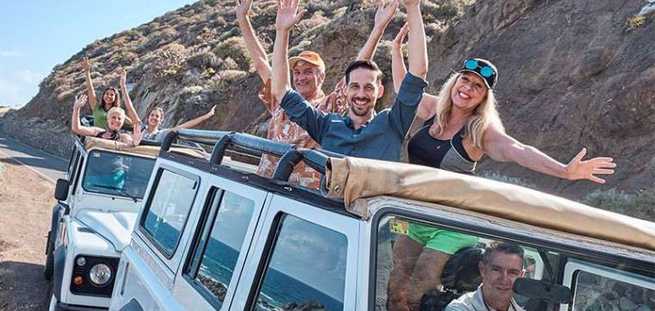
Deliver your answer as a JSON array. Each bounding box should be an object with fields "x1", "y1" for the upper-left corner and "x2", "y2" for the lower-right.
[{"x1": 280, "y1": 73, "x2": 427, "y2": 161}]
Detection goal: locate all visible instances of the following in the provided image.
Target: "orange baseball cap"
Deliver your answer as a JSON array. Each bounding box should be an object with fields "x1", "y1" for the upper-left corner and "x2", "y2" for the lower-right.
[{"x1": 289, "y1": 51, "x2": 326, "y2": 72}]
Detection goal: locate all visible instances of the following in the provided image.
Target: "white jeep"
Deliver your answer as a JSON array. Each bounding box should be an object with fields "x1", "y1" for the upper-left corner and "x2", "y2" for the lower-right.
[
  {"x1": 45, "y1": 136, "x2": 164, "y2": 310},
  {"x1": 108, "y1": 130, "x2": 655, "y2": 311}
]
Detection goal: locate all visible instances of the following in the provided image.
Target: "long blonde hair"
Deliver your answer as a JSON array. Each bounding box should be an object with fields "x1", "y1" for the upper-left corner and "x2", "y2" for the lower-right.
[{"x1": 434, "y1": 73, "x2": 505, "y2": 149}]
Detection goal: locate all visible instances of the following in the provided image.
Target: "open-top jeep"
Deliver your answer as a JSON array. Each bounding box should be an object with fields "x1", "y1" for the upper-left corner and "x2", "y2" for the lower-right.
[
  {"x1": 45, "y1": 136, "x2": 202, "y2": 311},
  {"x1": 108, "y1": 130, "x2": 655, "y2": 311}
]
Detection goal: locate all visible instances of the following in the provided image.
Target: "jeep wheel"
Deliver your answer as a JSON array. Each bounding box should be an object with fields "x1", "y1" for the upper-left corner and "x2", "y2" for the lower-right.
[{"x1": 43, "y1": 230, "x2": 54, "y2": 280}]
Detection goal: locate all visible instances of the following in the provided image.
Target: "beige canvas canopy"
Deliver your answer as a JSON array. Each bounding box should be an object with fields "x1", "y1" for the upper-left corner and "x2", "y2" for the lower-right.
[
  {"x1": 325, "y1": 157, "x2": 655, "y2": 252},
  {"x1": 84, "y1": 137, "x2": 208, "y2": 159}
]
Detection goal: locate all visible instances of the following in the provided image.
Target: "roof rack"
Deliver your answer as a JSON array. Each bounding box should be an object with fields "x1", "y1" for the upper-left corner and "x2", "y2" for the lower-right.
[{"x1": 160, "y1": 129, "x2": 343, "y2": 184}]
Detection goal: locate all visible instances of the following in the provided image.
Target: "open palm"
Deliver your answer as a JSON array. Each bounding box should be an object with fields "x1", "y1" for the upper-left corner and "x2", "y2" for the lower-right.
[
  {"x1": 566, "y1": 148, "x2": 616, "y2": 184},
  {"x1": 73, "y1": 94, "x2": 88, "y2": 109},
  {"x1": 276, "y1": 0, "x2": 304, "y2": 31},
  {"x1": 375, "y1": 0, "x2": 399, "y2": 29}
]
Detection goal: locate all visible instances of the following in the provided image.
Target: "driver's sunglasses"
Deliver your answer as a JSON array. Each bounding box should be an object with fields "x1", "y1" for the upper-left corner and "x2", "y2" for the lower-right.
[{"x1": 464, "y1": 59, "x2": 496, "y2": 78}]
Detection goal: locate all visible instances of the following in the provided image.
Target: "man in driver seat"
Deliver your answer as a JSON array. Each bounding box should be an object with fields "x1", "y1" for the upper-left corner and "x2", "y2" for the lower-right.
[{"x1": 446, "y1": 242, "x2": 525, "y2": 311}]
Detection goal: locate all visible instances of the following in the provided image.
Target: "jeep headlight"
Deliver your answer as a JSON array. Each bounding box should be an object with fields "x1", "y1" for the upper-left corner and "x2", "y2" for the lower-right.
[{"x1": 89, "y1": 263, "x2": 112, "y2": 286}]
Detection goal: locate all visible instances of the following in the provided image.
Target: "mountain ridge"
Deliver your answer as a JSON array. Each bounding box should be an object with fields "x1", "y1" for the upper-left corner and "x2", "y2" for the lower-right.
[{"x1": 1, "y1": 0, "x2": 653, "y2": 201}]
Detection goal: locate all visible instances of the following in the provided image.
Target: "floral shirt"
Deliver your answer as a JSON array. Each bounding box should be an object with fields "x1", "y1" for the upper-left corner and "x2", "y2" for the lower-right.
[{"x1": 257, "y1": 78, "x2": 348, "y2": 189}]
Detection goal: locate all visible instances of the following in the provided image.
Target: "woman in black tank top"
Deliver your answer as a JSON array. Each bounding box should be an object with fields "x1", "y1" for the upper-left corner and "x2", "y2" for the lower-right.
[
  {"x1": 390, "y1": 32, "x2": 614, "y2": 183},
  {"x1": 408, "y1": 117, "x2": 474, "y2": 171},
  {"x1": 389, "y1": 26, "x2": 617, "y2": 311},
  {"x1": 71, "y1": 94, "x2": 142, "y2": 147}
]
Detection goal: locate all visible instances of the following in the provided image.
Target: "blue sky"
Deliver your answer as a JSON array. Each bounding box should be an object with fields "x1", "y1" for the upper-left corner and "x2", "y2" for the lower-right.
[{"x1": 0, "y1": 1, "x2": 196, "y2": 108}]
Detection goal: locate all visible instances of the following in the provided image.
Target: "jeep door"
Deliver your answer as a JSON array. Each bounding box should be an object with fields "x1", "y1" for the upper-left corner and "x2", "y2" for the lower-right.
[
  {"x1": 173, "y1": 175, "x2": 269, "y2": 310},
  {"x1": 230, "y1": 194, "x2": 361, "y2": 311},
  {"x1": 111, "y1": 163, "x2": 269, "y2": 311}
]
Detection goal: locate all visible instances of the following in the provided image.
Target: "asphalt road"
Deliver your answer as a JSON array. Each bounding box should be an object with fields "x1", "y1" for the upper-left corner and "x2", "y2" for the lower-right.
[{"x1": 0, "y1": 134, "x2": 67, "y2": 183}]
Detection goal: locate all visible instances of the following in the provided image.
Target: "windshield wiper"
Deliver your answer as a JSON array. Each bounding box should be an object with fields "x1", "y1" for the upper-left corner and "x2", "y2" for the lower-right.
[{"x1": 87, "y1": 184, "x2": 140, "y2": 203}]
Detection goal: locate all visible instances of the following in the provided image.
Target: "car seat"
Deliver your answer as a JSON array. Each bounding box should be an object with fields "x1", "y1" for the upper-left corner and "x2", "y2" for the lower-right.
[{"x1": 420, "y1": 246, "x2": 484, "y2": 311}]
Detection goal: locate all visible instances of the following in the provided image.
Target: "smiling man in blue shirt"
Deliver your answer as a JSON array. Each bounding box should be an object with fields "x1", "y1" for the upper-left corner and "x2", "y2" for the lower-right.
[{"x1": 270, "y1": 0, "x2": 429, "y2": 161}]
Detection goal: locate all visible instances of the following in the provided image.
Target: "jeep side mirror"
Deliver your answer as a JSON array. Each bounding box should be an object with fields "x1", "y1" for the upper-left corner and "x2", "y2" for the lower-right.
[
  {"x1": 54, "y1": 179, "x2": 70, "y2": 201},
  {"x1": 513, "y1": 278, "x2": 572, "y2": 304}
]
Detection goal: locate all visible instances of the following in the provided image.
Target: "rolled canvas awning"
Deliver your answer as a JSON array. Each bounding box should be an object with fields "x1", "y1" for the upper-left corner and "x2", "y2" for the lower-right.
[{"x1": 325, "y1": 157, "x2": 655, "y2": 252}]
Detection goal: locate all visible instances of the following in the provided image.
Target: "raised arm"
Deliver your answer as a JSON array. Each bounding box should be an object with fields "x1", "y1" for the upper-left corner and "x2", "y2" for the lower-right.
[
  {"x1": 391, "y1": 23, "x2": 408, "y2": 93},
  {"x1": 82, "y1": 57, "x2": 98, "y2": 111},
  {"x1": 71, "y1": 95, "x2": 103, "y2": 137},
  {"x1": 356, "y1": 0, "x2": 399, "y2": 61},
  {"x1": 403, "y1": 0, "x2": 427, "y2": 79},
  {"x1": 171, "y1": 105, "x2": 216, "y2": 130},
  {"x1": 392, "y1": 22, "x2": 436, "y2": 119},
  {"x1": 236, "y1": 0, "x2": 272, "y2": 82},
  {"x1": 482, "y1": 126, "x2": 616, "y2": 184},
  {"x1": 271, "y1": 0, "x2": 304, "y2": 102},
  {"x1": 119, "y1": 68, "x2": 141, "y2": 125}
]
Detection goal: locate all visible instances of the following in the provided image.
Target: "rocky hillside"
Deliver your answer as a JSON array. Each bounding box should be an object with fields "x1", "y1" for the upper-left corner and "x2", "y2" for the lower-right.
[{"x1": 1, "y1": 0, "x2": 653, "y2": 201}]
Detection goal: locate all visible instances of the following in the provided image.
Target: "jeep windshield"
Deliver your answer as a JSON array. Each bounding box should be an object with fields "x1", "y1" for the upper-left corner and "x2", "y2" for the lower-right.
[{"x1": 81, "y1": 150, "x2": 156, "y2": 199}]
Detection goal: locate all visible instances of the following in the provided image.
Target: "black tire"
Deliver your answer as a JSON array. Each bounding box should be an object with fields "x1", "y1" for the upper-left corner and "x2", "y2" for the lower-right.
[{"x1": 44, "y1": 230, "x2": 54, "y2": 280}]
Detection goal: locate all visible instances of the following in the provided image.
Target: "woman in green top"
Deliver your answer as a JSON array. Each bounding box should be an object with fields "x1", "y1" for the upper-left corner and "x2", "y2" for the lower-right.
[{"x1": 82, "y1": 57, "x2": 139, "y2": 129}]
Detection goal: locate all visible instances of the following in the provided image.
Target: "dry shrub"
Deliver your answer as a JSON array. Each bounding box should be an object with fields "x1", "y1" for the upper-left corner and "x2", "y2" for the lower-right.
[
  {"x1": 56, "y1": 89, "x2": 75, "y2": 102},
  {"x1": 187, "y1": 50, "x2": 220, "y2": 69},
  {"x1": 149, "y1": 43, "x2": 188, "y2": 78},
  {"x1": 142, "y1": 26, "x2": 179, "y2": 51},
  {"x1": 625, "y1": 15, "x2": 646, "y2": 31},
  {"x1": 213, "y1": 37, "x2": 252, "y2": 71}
]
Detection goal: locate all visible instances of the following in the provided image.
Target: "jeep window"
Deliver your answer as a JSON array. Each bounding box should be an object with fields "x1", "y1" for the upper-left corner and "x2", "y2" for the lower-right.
[
  {"x1": 185, "y1": 190, "x2": 256, "y2": 308},
  {"x1": 81, "y1": 150, "x2": 155, "y2": 199},
  {"x1": 252, "y1": 214, "x2": 347, "y2": 311},
  {"x1": 570, "y1": 267, "x2": 655, "y2": 310},
  {"x1": 142, "y1": 169, "x2": 198, "y2": 257},
  {"x1": 374, "y1": 215, "x2": 571, "y2": 311}
]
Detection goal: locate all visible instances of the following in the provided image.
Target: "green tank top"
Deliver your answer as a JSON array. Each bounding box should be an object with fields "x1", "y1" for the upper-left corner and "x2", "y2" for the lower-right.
[{"x1": 92, "y1": 106, "x2": 108, "y2": 129}]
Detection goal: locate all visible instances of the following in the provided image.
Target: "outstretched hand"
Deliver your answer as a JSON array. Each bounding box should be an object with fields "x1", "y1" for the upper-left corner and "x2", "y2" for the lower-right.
[
  {"x1": 276, "y1": 0, "x2": 305, "y2": 32},
  {"x1": 119, "y1": 68, "x2": 127, "y2": 85},
  {"x1": 236, "y1": 0, "x2": 253, "y2": 21},
  {"x1": 206, "y1": 105, "x2": 216, "y2": 118},
  {"x1": 82, "y1": 57, "x2": 91, "y2": 72},
  {"x1": 73, "y1": 94, "x2": 88, "y2": 109},
  {"x1": 374, "y1": 0, "x2": 399, "y2": 30},
  {"x1": 131, "y1": 125, "x2": 142, "y2": 147},
  {"x1": 565, "y1": 148, "x2": 616, "y2": 184},
  {"x1": 392, "y1": 23, "x2": 409, "y2": 49}
]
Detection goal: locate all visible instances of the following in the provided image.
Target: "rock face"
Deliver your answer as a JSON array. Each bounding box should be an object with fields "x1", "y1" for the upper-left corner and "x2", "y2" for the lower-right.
[{"x1": 1, "y1": 0, "x2": 653, "y2": 199}]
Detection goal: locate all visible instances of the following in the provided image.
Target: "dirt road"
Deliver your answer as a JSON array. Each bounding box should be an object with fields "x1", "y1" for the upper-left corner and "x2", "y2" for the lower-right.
[{"x1": 0, "y1": 155, "x2": 54, "y2": 310}]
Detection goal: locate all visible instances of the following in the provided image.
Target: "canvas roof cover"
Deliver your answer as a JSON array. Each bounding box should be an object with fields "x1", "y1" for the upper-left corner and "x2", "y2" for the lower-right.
[
  {"x1": 325, "y1": 157, "x2": 655, "y2": 252},
  {"x1": 84, "y1": 137, "x2": 208, "y2": 159}
]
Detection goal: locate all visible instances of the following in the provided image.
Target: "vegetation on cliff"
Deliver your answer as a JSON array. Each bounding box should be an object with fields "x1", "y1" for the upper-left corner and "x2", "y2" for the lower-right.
[{"x1": 1, "y1": 0, "x2": 654, "y2": 214}]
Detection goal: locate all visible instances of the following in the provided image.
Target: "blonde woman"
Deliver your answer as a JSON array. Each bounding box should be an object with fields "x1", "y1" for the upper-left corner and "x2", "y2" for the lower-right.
[
  {"x1": 391, "y1": 25, "x2": 615, "y2": 182},
  {"x1": 387, "y1": 26, "x2": 616, "y2": 311},
  {"x1": 71, "y1": 94, "x2": 141, "y2": 147}
]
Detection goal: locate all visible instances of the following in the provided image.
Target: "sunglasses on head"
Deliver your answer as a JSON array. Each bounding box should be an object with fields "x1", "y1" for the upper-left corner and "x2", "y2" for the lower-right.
[{"x1": 464, "y1": 59, "x2": 496, "y2": 78}]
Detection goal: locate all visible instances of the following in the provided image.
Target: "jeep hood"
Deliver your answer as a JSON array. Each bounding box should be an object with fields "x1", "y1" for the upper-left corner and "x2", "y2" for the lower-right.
[{"x1": 76, "y1": 209, "x2": 138, "y2": 252}]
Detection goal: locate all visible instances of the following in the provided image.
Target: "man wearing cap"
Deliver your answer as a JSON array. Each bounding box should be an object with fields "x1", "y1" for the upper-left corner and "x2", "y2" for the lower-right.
[
  {"x1": 269, "y1": 0, "x2": 428, "y2": 162},
  {"x1": 236, "y1": 0, "x2": 399, "y2": 188}
]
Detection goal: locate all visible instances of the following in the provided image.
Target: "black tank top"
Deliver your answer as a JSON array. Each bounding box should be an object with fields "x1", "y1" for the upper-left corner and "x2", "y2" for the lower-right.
[
  {"x1": 408, "y1": 118, "x2": 473, "y2": 169},
  {"x1": 96, "y1": 130, "x2": 120, "y2": 141}
]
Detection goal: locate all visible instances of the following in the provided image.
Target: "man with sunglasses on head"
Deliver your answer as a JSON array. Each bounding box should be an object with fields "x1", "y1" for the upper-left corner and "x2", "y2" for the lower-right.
[
  {"x1": 236, "y1": 0, "x2": 400, "y2": 188},
  {"x1": 270, "y1": 0, "x2": 428, "y2": 162}
]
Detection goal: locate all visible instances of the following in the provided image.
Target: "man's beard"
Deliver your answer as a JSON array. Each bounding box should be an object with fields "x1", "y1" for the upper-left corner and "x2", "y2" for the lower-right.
[{"x1": 349, "y1": 98, "x2": 373, "y2": 117}]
